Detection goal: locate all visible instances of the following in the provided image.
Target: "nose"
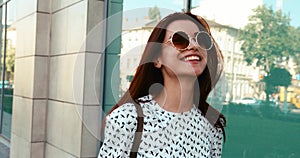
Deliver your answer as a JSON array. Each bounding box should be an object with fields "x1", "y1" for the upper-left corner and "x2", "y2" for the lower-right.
[{"x1": 188, "y1": 38, "x2": 198, "y2": 49}]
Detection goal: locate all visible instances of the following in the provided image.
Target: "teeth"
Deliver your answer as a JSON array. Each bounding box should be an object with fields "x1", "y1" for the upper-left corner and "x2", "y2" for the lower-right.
[{"x1": 184, "y1": 55, "x2": 200, "y2": 61}]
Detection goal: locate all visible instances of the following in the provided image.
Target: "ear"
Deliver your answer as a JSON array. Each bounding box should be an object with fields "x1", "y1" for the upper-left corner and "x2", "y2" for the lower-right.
[{"x1": 154, "y1": 59, "x2": 162, "y2": 68}]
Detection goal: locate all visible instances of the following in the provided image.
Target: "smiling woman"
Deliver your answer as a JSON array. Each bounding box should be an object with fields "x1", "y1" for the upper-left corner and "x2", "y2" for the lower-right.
[{"x1": 98, "y1": 12, "x2": 226, "y2": 158}]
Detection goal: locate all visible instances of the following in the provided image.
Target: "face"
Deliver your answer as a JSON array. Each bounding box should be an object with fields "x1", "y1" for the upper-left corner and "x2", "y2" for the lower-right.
[{"x1": 156, "y1": 20, "x2": 208, "y2": 78}]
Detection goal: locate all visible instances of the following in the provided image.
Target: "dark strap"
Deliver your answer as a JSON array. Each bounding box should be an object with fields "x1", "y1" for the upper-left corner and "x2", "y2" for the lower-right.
[{"x1": 129, "y1": 101, "x2": 144, "y2": 158}]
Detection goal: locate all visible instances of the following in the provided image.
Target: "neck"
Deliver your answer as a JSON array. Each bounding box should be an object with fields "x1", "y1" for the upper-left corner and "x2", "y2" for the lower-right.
[{"x1": 155, "y1": 76, "x2": 197, "y2": 113}]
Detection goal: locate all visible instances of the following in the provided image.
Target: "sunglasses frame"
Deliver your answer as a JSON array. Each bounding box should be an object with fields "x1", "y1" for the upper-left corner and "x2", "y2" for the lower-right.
[{"x1": 164, "y1": 31, "x2": 213, "y2": 51}]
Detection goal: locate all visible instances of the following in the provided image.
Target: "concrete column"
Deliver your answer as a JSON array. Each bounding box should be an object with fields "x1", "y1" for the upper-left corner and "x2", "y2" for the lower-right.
[
  {"x1": 10, "y1": 0, "x2": 51, "y2": 157},
  {"x1": 11, "y1": 0, "x2": 105, "y2": 157}
]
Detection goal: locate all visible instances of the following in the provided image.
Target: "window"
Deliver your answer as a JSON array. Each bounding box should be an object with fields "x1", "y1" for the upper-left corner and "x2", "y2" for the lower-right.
[
  {"x1": 0, "y1": 0, "x2": 16, "y2": 139},
  {"x1": 103, "y1": 0, "x2": 300, "y2": 157}
]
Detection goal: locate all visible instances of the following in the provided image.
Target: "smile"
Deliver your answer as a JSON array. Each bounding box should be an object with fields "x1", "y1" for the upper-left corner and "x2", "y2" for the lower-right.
[{"x1": 183, "y1": 55, "x2": 201, "y2": 61}]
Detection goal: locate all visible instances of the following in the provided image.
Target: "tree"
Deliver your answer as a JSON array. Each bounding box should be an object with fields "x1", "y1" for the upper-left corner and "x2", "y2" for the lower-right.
[
  {"x1": 148, "y1": 5, "x2": 161, "y2": 20},
  {"x1": 263, "y1": 67, "x2": 292, "y2": 102},
  {"x1": 238, "y1": 5, "x2": 296, "y2": 101},
  {"x1": 264, "y1": 67, "x2": 291, "y2": 109},
  {"x1": 239, "y1": 5, "x2": 292, "y2": 70},
  {"x1": 289, "y1": 27, "x2": 300, "y2": 73},
  {"x1": 0, "y1": 39, "x2": 15, "y2": 82},
  {"x1": 264, "y1": 67, "x2": 291, "y2": 87},
  {"x1": 263, "y1": 67, "x2": 291, "y2": 102}
]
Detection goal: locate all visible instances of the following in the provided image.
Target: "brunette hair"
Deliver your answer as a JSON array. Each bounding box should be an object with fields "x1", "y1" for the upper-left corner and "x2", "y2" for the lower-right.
[{"x1": 108, "y1": 12, "x2": 226, "y2": 139}]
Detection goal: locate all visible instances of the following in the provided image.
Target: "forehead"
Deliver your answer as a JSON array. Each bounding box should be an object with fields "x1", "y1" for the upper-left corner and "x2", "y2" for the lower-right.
[{"x1": 165, "y1": 20, "x2": 202, "y2": 35}]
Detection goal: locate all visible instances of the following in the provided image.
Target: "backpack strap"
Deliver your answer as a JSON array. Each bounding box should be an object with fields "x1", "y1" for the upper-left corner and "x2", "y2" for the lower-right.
[{"x1": 129, "y1": 101, "x2": 144, "y2": 158}]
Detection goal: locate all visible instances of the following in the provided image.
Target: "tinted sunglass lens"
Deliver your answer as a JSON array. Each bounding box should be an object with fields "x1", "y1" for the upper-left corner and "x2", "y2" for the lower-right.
[
  {"x1": 196, "y1": 32, "x2": 212, "y2": 50},
  {"x1": 172, "y1": 31, "x2": 189, "y2": 50}
]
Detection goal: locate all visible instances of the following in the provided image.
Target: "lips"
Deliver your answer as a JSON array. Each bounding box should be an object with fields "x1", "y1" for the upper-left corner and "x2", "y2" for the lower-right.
[{"x1": 180, "y1": 54, "x2": 202, "y2": 62}]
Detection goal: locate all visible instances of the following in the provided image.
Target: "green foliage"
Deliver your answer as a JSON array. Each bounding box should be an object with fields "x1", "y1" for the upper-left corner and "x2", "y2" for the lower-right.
[
  {"x1": 289, "y1": 27, "x2": 300, "y2": 73},
  {"x1": 238, "y1": 5, "x2": 293, "y2": 70},
  {"x1": 6, "y1": 46, "x2": 15, "y2": 73},
  {"x1": 238, "y1": 5, "x2": 299, "y2": 100},
  {"x1": 148, "y1": 5, "x2": 161, "y2": 20},
  {"x1": 264, "y1": 67, "x2": 291, "y2": 87}
]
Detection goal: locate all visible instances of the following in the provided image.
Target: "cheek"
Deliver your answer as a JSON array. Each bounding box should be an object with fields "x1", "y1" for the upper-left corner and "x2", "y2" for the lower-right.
[
  {"x1": 160, "y1": 57, "x2": 177, "y2": 70},
  {"x1": 159, "y1": 49, "x2": 179, "y2": 65},
  {"x1": 203, "y1": 53, "x2": 208, "y2": 64}
]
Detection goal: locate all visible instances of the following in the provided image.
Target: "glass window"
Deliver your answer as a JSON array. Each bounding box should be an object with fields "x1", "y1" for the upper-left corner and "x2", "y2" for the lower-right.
[
  {"x1": 119, "y1": 4, "x2": 182, "y2": 97},
  {"x1": 104, "y1": 0, "x2": 300, "y2": 157},
  {"x1": 0, "y1": 0, "x2": 16, "y2": 139}
]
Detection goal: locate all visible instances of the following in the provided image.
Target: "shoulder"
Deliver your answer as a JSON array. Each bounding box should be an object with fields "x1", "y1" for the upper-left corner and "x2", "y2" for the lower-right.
[
  {"x1": 206, "y1": 118, "x2": 224, "y2": 140},
  {"x1": 194, "y1": 108, "x2": 223, "y2": 137},
  {"x1": 105, "y1": 103, "x2": 138, "y2": 130},
  {"x1": 105, "y1": 95, "x2": 152, "y2": 130},
  {"x1": 198, "y1": 114, "x2": 223, "y2": 143},
  {"x1": 211, "y1": 126, "x2": 223, "y2": 139},
  {"x1": 196, "y1": 106, "x2": 225, "y2": 134},
  {"x1": 107, "y1": 94, "x2": 152, "y2": 119}
]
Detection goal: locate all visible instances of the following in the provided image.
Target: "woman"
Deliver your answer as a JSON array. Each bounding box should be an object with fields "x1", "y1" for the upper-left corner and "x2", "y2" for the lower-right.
[{"x1": 98, "y1": 12, "x2": 226, "y2": 158}]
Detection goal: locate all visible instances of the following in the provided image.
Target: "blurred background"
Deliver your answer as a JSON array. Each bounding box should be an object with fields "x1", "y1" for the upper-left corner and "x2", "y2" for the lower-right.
[
  {"x1": 2, "y1": 0, "x2": 300, "y2": 157},
  {"x1": 119, "y1": 0, "x2": 300, "y2": 157}
]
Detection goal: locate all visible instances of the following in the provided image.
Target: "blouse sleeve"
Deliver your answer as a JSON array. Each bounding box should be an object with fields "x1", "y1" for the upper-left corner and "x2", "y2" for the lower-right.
[
  {"x1": 210, "y1": 127, "x2": 224, "y2": 158},
  {"x1": 98, "y1": 103, "x2": 138, "y2": 158}
]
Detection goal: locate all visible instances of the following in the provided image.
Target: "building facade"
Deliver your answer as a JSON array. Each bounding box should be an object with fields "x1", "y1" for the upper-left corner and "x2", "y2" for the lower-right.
[
  {"x1": 120, "y1": 18, "x2": 157, "y2": 94},
  {"x1": 8, "y1": 0, "x2": 118, "y2": 157},
  {"x1": 208, "y1": 21, "x2": 261, "y2": 102}
]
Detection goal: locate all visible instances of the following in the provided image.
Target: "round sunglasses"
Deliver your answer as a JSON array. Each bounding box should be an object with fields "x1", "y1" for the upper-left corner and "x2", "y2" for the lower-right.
[{"x1": 164, "y1": 31, "x2": 213, "y2": 51}]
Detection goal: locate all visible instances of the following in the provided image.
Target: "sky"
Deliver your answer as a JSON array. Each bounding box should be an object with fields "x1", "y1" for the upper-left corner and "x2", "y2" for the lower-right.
[
  {"x1": 123, "y1": 0, "x2": 300, "y2": 28},
  {"x1": 264, "y1": 0, "x2": 300, "y2": 27}
]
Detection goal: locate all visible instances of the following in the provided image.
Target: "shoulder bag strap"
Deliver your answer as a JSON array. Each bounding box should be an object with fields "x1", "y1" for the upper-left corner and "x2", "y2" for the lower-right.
[{"x1": 129, "y1": 101, "x2": 144, "y2": 158}]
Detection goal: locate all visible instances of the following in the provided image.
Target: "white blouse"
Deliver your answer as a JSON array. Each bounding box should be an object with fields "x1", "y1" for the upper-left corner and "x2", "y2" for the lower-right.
[{"x1": 98, "y1": 95, "x2": 223, "y2": 158}]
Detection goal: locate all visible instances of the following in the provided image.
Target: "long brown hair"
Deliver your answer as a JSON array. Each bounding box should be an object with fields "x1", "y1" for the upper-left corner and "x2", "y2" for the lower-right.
[{"x1": 108, "y1": 12, "x2": 226, "y2": 139}]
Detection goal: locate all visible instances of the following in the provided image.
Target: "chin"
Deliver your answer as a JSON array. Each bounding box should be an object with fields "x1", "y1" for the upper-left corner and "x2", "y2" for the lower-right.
[
  {"x1": 181, "y1": 69, "x2": 203, "y2": 77},
  {"x1": 194, "y1": 69, "x2": 205, "y2": 76}
]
